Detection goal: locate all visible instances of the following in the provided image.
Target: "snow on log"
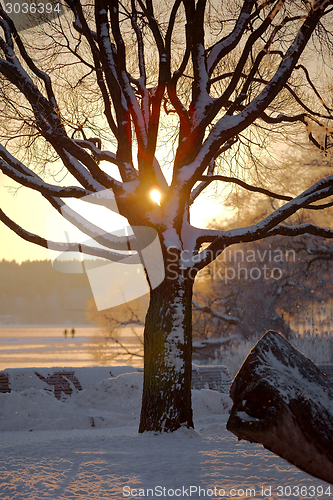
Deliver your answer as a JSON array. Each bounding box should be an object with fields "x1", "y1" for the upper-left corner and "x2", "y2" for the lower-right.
[{"x1": 227, "y1": 330, "x2": 333, "y2": 485}]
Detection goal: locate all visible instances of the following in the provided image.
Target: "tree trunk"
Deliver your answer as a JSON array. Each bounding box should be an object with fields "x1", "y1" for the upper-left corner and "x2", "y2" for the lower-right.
[
  {"x1": 227, "y1": 330, "x2": 333, "y2": 484},
  {"x1": 139, "y1": 249, "x2": 194, "y2": 433}
]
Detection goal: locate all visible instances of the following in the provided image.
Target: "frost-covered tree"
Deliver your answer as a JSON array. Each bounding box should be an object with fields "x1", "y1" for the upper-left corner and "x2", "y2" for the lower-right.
[
  {"x1": 193, "y1": 234, "x2": 333, "y2": 340},
  {"x1": 1, "y1": 0, "x2": 333, "y2": 432}
]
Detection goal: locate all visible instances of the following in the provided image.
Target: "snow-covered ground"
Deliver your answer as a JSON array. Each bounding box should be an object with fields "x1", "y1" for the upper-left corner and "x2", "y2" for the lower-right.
[{"x1": 0, "y1": 370, "x2": 331, "y2": 500}]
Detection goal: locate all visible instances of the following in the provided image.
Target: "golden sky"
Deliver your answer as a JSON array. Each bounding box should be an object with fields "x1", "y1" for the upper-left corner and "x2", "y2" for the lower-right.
[
  {"x1": 0, "y1": 178, "x2": 228, "y2": 263},
  {"x1": 0, "y1": 181, "x2": 53, "y2": 262}
]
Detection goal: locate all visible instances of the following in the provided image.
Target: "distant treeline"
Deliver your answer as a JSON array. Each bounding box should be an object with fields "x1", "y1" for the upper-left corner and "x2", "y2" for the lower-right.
[{"x1": 0, "y1": 260, "x2": 93, "y2": 325}]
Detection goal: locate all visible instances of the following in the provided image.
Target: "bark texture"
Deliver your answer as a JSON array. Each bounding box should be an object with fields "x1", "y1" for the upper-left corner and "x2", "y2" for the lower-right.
[
  {"x1": 227, "y1": 330, "x2": 333, "y2": 484},
  {"x1": 139, "y1": 252, "x2": 194, "y2": 432}
]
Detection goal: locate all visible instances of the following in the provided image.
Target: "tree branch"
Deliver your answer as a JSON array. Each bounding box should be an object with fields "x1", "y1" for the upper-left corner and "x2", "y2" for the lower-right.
[
  {"x1": 191, "y1": 173, "x2": 333, "y2": 270},
  {"x1": 0, "y1": 158, "x2": 93, "y2": 198},
  {"x1": 177, "y1": 1, "x2": 333, "y2": 188},
  {"x1": 189, "y1": 136, "x2": 238, "y2": 204},
  {"x1": 266, "y1": 223, "x2": 333, "y2": 239},
  {"x1": 73, "y1": 139, "x2": 138, "y2": 181},
  {"x1": 198, "y1": 174, "x2": 292, "y2": 202},
  {"x1": 109, "y1": 0, "x2": 147, "y2": 153},
  {"x1": 206, "y1": 0, "x2": 283, "y2": 124},
  {"x1": 192, "y1": 299, "x2": 240, "y2": 324},
  {"x1": 206, "y1": 0, "x2": 255, "y2": 76},
  {"x1": 0, "y1": 207, "x2": 129, "y2": 261}
]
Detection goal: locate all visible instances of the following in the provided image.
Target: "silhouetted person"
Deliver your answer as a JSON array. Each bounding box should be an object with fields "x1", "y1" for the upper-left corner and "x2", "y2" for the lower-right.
[
  {"x1": 63, "y1": 329, "x2": 68, "y2": 338},
  {"x1": 71, "y1": 328, "x2": 75, "y2": 338}
]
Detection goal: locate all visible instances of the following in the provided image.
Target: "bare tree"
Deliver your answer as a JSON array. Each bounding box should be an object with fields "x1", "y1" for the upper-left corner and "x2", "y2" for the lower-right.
[
  {"x1": 1, "y1": 0, "x2": 333, "y2": 432},
  {"x1": 192, "y1": 145, "x2": 333, "y2": 342},
  {"x1": 88, "y1": 232, "x2": 333, "y2": 363},
  {"x1": 193, "y1": 234, "x2": 333, "y2": 340}
]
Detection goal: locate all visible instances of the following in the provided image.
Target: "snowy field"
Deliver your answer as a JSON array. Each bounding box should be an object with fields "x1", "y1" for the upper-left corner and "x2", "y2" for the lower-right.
[{"x1": 0, "y1": 369, "x2": 331, "y2": 500}]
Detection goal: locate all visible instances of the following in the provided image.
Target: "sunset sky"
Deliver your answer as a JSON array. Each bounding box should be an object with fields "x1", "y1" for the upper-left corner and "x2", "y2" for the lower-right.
[{"x1": 0, "y1": 176, "x2": 230, "y2": 263}]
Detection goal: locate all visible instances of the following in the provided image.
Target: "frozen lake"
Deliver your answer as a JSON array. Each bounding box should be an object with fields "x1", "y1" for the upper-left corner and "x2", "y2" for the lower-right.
[{"x1": 0, "y1": 326, "x2": 143, "y2": 370}]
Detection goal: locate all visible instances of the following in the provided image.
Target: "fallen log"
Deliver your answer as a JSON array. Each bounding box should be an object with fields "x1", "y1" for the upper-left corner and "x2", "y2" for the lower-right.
[{"x1": 227, "y1": 330, "x2": 333, "y2": 484}]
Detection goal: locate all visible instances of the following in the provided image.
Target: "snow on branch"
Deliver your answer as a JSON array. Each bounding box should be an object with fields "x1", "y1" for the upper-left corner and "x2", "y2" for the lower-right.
[
  {"x1": 206, "y1": 0, "x2": 255, "y2": 76},
  {"x1": 95, "y1": 1, "x2": 137, "y2": 168},
  {"x1": 179, "y1": 2, "x2": 332, "y2": 187},
  {"x1": 67, "y1": 0, "x2": 119, "y2": 140},
  {"x1": 0, "y1": 6, "x2": 59, "y2": 111},
  {"x1": 0, "y1": 145, "x2": 101, "y2": 201},
  {"x1": 191, "y1": 175, "x2": 333, "y2": 270},
  {"x1": 0, "y1": 145, "x2": 40, "y2": 179},
  {"x1": 59, "y1": 145, "x2": 124, "y2": 192},
  {"x1": 130, "y1": 0, "x2": 149, "y2": 131},
  {"x1": 229, "y1": 3, "x2": 331, "y2": 126},
  {"x1": 208, "y1": 1, "x2": 284, "y2": 121},
  {"x1": 0, "y1": 207, "x2": 126, "y2": 261},
  {"x1": 183, "y1": 1, "x2": 212, "y2": 121},
  {"x1": 266, "y1": 223, "x2": 333, "y2": 239},
  {"x1": 192, "y1": 170, "x2": 333, "y2": 211},
  {"x1": 231, "y1": 176, "x2": 333, "y2": 236},
  {"x1": 73, "y1": 139, "x2": 138, "y2": 182},
  {"x1": 109, "y1": 1, "x2": 147, "y2": 150},
  {"x1": 0, "y1": 54, "x2": 120, "y2": 193},
  {"x1": 0, "y1": 158, "x2": 92, "y2": 199},
  {"x1": 55, "y1": 149, "x2": 106, "y2": 192},
  {"x1": 45, "y1": 196, "x2": 141, "y2": 253}
]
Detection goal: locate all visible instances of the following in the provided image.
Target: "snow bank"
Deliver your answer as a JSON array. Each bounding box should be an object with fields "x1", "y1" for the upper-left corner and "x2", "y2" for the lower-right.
[
  {"x1": 0, "y1": 387, "x2": 93, "y2": 431},
  {"x1": 192, "y1": 389, "x2": 232, "y2": 417},
  {"x1": 3, "y1": 365, "x2": 138, "y2": 394},
  {"x1": 0, "y1": 371, "x2": 232, "y2": 432}
]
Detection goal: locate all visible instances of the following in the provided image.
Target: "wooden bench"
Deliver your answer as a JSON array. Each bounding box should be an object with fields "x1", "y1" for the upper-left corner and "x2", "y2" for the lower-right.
[
  {"x1": 0, "y1": 372, "x2": 10, "y2": 393},
  {"x1": 0, "y1": 366, "x2": 138, "y2": 400},
  {"x1": 192, "y1": 364, "x2": 231, "y2": 393},
  {"x1": 0, "y1": 364, "x2": 231, "y2": 398},
  {"x1": 138, "y1": 364, "x2": 231, "y2": 393}
]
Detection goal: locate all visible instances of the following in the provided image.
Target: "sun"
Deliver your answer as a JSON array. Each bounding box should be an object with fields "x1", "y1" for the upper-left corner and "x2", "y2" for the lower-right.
[{"x1": 150, "y1": 189, "x2": 161, "y2": 206}]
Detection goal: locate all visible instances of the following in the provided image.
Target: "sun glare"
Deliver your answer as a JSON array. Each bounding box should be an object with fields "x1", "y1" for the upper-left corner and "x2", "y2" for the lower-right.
[{"x1": 150, "y1": 189, "x2": 161, "y2": 206}]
